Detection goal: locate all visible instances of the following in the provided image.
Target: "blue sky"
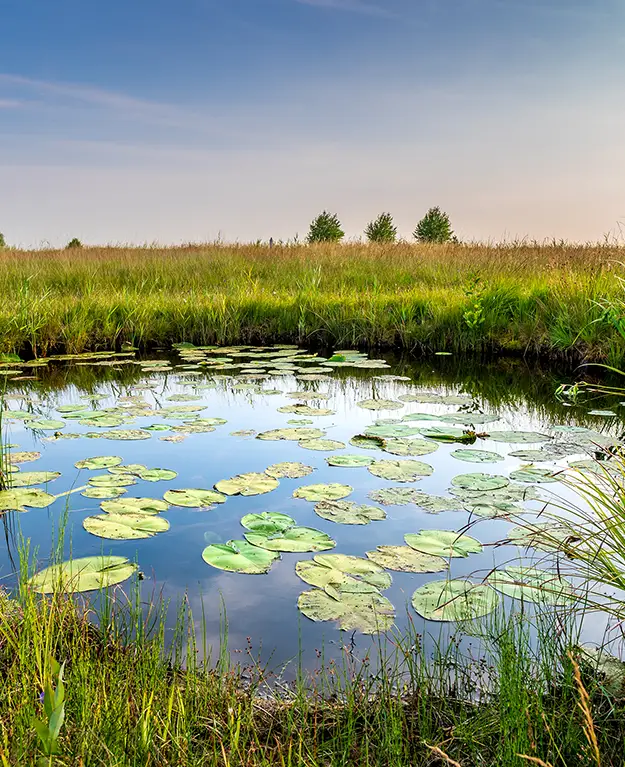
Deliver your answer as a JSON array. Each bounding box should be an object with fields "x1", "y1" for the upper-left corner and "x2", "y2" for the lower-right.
[{"x1": 1, "y1": 0, "x2": 624, "y2": 247}]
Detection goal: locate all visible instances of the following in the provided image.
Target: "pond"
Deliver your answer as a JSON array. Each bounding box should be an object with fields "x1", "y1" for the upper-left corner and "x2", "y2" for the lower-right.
[{"x1": 1, "y1": 346, "x2": 623, "y2": 671}]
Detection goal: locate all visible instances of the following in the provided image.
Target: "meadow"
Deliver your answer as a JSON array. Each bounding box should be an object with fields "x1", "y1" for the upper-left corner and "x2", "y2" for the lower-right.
[{"x1": 0, "y1": 240, "x2": 623, "y2": 362}]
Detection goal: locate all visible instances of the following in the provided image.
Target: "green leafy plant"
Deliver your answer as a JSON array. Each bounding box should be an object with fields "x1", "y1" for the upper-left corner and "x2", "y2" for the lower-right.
[
  {"x1": 32, "y1": 656, "x2": 66, "y2": 763},
  {"x1": 307, "y1": 212, "x2": 344, "y2": 244},
  {"x1": 463, "y1": 273, "x2": 486, "y2": 331},
  {"x1": 413, "y1": 207, "x2": 455, "y2": 243},
  {"x1": 66, "y1": 238, "x2": 82, "y2": 249},
  {"x1": 0, "y1": 232, "x2": 5, "y2": 248},
  {"x1": 365, "y1": 213, "x2": 397, "y2": 243}
]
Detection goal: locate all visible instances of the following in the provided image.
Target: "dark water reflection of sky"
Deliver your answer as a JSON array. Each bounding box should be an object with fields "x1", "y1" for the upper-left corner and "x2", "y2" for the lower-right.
[{"x1": 2, "y1": 351, "x2": 625, "y2": 673}]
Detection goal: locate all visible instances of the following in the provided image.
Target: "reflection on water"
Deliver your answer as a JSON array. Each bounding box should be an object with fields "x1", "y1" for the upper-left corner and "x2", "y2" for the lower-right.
[{"x1": 1, "y1": 349, "x2": 624, "y2": 670}]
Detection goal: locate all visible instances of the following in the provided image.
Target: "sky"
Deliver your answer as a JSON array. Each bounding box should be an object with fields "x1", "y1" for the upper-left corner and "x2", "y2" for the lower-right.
[{"x1": 1, "y1": 0, "x2": 624, "y2": 248}]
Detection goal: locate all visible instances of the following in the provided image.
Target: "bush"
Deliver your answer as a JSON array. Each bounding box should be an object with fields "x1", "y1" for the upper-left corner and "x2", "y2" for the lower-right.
[
  {"x1": 66, "y1": 238, "x2": 83, "y2": 249},
  {"x1": 365, "y1": 213, "x2": 397, "y2": 243},
  {"x1": 0, "y1": 232, "x2": 5, "y2": 248},
  {"x1": 307, "y1": 212, "x2": 344, "y2": 244},
  {"x1": 413, "y1": 207, "x2": 455, "y2": 243}
]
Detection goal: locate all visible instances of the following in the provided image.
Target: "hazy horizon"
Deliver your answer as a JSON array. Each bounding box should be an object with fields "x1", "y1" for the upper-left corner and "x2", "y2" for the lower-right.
[{"x1": 2, "y1": 0, "x2": 624, "y2": 248}]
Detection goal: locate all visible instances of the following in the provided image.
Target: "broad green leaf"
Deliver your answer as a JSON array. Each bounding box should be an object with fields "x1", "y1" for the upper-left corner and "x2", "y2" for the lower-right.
[
  {"x1": 507, "y1": 523, "x2": 576, "y2": 552},
  {"x1": 31, "y1": 556, "x2": 138, "y2": 594},
  {"x1": 25, "y1": 419, "x2": 66, "y2": 431},
  {"x1": 0, "y1": 488, "x2": 56, "y2": 511},
  {"x1": 75, "y1": 456, "x2": 123, "y2": 470},
  {"x1": 245, "y1": 527, "x2": 336, "y2": 552},
  {"x1": 357, "y1": 399, "x2": 404, "y2": 411},
  {"x1": 100, "y1": 430, "x2": 152, "y2": 441},
  {"x1": 298, "y1": 439, "x2": 346, "y2": 451},
  {"x1": 487, "y1": 566, "x2": 573, "y2": 605},
  {"x1": 314, "y1": 499, "x2": 386, "y2": 525},
  {"x1": 411, "y1": 579, "x2": 498, "y2": 622},
  {"x1": 368, "y1": 459, "x2": 433, "y2": 482},
  {"x1": 297, "y1": 588, "x2": 395, "y2": 634},
  {"x1": 487, "y1": 431, "x2": 551, "y2": 443},
  {"x1": 100, "y1": 497, "x2": 169, "y2": 514},
  {"x1": 215, "y1": 472, "x2": 279, "y2": 496},
  {"x1": 368, "y1": 487, "x2": 425, "y2": 506},
  {"x1": 450, "y1": 449, "x2": 504, "y2": 463},
  {"x1": 381, "y1": 438, "x2": 438, "y2": 457},
  {"x1": 296, "y1": 554, "x2": 392, "y2": 590},
  {"x1": 465, "y1": 501, "x2": 522, "y2": 518},
  {"x1": 7, "y1": 451, "x2": 40, "y2": 464},
  {"x1": 83, "y1": 513, "x2": 170, "y2": 540},
  {"x1": 88, "y1": 474, "x2": 137, "y2": 488},
  {"x1": 326, "y1": 454, "x2": 374, "y2": 468},
  {"x1": 163, "y1": 488, "x2": 226, "y2": 508},
  {"x1": 81, "y1": 486, "x2": 127, "y2": 499},
  {"x1": 451, "y1": 473, "x2": 509, "y2": 492},
  {"x1": 277, "y1": 405, "x2": 335, "y2": 416},
  {"x1": 509, "y1": 467, "x2": 559, "y2": 483},
  {"x1": 365, "y1": 424, "x2": 422, "y2": 438},
  {"x1": 293, "y1": 483, "x2": 352, "y2": 502},
  {"x1": 240, "y1": 512, "x2": 295, "y2": 535},
  {"x1": 9, "y1": 471, "x2": 61, "y2": 488},
  {"x1": 265, "y1": 462, "x2": 313, "y2": 479},
  {"x1": 201, "y1": 540, "x2": 280, "y2": 574},
  {"x1": 350, "y1": 435, "x2": 384, "y2": 450},
  {"x1": 136, "y1": 468, "x2": 178, "y2": 482},
  {"x1": 257, "y1": 428, "x2": 325, "y2": 441},
  {"x1": 366, "y1": 546, "x2": 448, "y2": 573},
  {"x1": 405, "y1": 530, "x2": 482, "y2": 558}
]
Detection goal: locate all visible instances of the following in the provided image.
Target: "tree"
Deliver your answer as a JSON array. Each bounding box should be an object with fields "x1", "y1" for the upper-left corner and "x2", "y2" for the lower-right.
[
  {"x1": 365, "y1": 212, "x2": 397, "y2": 243},
  {"x1": 307, "y1": 212, "x2": 344, "y2": 244},
  {"x1": 0, "y1": 232, "x2": 5, "y2": 248},
  {"x1": 413, "y1": 207, "x2": 455, "y2": 243},
  {"x1": 66, "y1": 238, "x2": 82, "y2": 249}
]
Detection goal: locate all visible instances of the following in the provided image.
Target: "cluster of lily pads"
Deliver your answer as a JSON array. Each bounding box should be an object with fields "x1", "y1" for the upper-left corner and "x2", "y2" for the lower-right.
[{"x1": 3, "y1": 343, "x2": 618, "y2": 633}]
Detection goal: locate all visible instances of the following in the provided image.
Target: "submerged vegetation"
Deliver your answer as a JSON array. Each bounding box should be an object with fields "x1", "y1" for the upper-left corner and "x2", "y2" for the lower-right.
[{"x1": 0, "y1": 241, "x2": 624, "y2": 361}]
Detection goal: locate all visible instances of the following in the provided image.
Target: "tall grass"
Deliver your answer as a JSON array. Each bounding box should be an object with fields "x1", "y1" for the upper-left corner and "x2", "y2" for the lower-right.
[{"x1": 0, "y1": 241, "x2": 623, "y2": 360}]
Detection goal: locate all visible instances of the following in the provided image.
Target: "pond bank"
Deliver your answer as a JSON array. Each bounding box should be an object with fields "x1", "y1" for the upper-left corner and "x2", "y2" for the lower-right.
[
  {"x1": 2, "y1": 582, "x2": 624, "y2": 767},
  {"x1": 0, "y1": 242, "x2": 623, "y2": 363}
]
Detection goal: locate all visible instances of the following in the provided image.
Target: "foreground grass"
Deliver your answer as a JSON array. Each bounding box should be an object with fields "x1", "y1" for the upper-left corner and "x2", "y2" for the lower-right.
[
  {"x1": 1, "y1": 242, "x2": 624, "y2": 361},
  {"x1": 1, "y1": 564, "x2": 624, "y2": 767}
]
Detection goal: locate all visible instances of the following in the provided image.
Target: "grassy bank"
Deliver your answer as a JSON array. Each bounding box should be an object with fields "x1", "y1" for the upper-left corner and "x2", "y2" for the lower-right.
[
  {"x1": 1, "y1": 564, "x2": 624, "y2": 767},
  {"x1": 0, "y1": 242, "x2": 623, "y2": 362}
]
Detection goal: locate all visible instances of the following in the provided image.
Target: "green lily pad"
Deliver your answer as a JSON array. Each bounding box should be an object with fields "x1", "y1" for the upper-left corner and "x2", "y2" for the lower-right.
[
  {"x1": 368, "y1": 487, "x2": 425, "y2": 506},
  {"x1": 163, "y1": 488, "x2": 227, "y2": 508},
  {"x1": 439, "y1": 413, "x2": 499, "y2": 426},
  {"x1": 293, "y1": 483, "x2": 352, "y2": 502},
  {"x1": 465, "y1": 501, "x2": 522, "y2": 518},
  {"x1": 136, "y1": 468, "x2": 178, "y2": 482},
  {"x1": 240, "y1": 512, "x2": 295, "y2": 535},
  {"x1": 230, "y1": 430, "x2": 257, "y2": 437},
  {"x1": 451, "y1": 473, "x2": 509, "y2": 492},
  {"x1": 298, "y1": 439, "x2": 346, "y2": 451},
  {"x1": 56, "y1": 404, "x2": 88, "y2": 413},
  {"x1": 507, "y1": 523, "x2": 575, "y2": 552},
  {"x1": 81, "y1": 486, "x2": 128, "y2": 499},
  {"x1": 31, "y1": 555, "x2": 138, "y2": 594},
  {"x1": 257, "y1": 428, "x2": 325, "y2": 441},
  {"x1": 509, "y1": 449, "x2": 560, "y2": 462},
  {"x1": 297, "y1": 588, "x2": 395, "y2": 634},
  {"x1": 381, "y1": 438, "x2": 439, "y2": 457},
  {"x1": 366, "y1": 546, "x2": 448, "y2": 573},
  {"x1": 411, "y1": 579, "x2": 498, "y2": 622},
  {"x1": 325, "y1": 454, "x2": 375, "y2": 468},
  {"x1": 368, "y1": 459, "x2": 433, "y2": 482},
  {"x1": 450, "y1": 449, "x2": 505, "y2": 463},
  {"x1": 79, "y1": 416, "x2": 127, "y2": 428},
  {"x1": 365, "y1": 424, "x2": 422, "y2": 438},
  {"x1": 405, "y1": 530, "x2": 482, "y2": 558},
  {"x1": 297, "y1": 554, "x2": 392, "y2": 590},
  {"x1": 277, "y1": 405, "x2": 335, "y2": 416},
  {"x1": 7, "y1": 451, "x2": 41, "y2": 464},
  {"x1": 100, "y1": 497, "x2": 169, "y2": 514},
  {"x1": 108, "y1": 464, "x2": 147, "y2": 475},
  {"x1": 245, "y1": 526, "x2": 336, "y2": 552},
  {"x1": 201, "y1": 540, "x2": 280, "y2": 573},
  {"x1": 314, "y1": 499, "x2": 386, "y2": 525},
  {"x1": 487, "y1": 566, "x2": 573, "y2": 605},
  {"x1": 83, "y1": 513, "x2": 170, "y2": 540},
  {"x1": 350, "y1": 435, "x2": 384, "y2": 450},
  {"x1": 88, "y1": 474, "x2": 137, "y2": 488},
  {"x1": 398, "y1": 393, "x2": 443, "y2": 404},
  {"x1": 215, "y1": 472, "x2": 279, "y2": 496},
  {"x1": 450, "y1": 482, "x2": 542, "y2": 503},
  {"x1": 75, "y1": 456, "x2": 123, "y2": 470},
  {"x1": 9, "y1": 471, "x2": 61, "y2": 488},
  {"x1": 509, "y1": 467, "x2": 559, "y2": 483},
  {"x1": 357, "y1": 399, "x2": 404, "y2": 411},
  {"x1": 0, "y1": 488, "x2": 56, "y2": 511},
  {"x1": 487, "y1": 431, "x2": 551, "y2": 443},
  {"x1": 401, "y1": 413, "x2": 444, "y2": 422},
  {"x1": 25, "y1": 419, "x2": 66, "y2": 431},
  {"x1": 100, "y1": 430, "x2": 152, "y2": 441},
  {"x1": 265, "y1": 462, "x2": 314, "y2": 479}
]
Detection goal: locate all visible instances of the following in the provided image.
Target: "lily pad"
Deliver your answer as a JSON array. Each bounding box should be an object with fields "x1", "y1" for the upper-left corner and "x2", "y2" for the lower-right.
[
  {"x1": 100, "y1": 430, "x2": 152, "y2": 441},
  {"x1": 201, "y1": 540, "x2": 280, "y2": 574},
  {"x1": 465, "y1": 501, "x2": 522, "y2": 518},
  {"x1": 326, "y1": 454, "x2": 375, "y2": 468},
  {"x1": 163, "y1": 488, "x2": 227, "y2": 508},
  {"x1": 83, "y1": 513, "x2": 170, "y2": 540},
  {"x1": 298, "y1": 439, "x2": 346, "y2": 451},
  {"x1": 240, "y1": 512, "x2": 295, "y2": 535},
  {"x1": 509, "y1": 467, "x2": 559, "y2": 483},
  {"x1": 398, "y1": 393, "x2": 442, "y2": 404},
  {"x1": 215, "y1": 472, "x2": 279, "y2": 496},
  {"x1": 293, "y1": 483, "x2": 352, "y2": 502},
  {"x1": 368, "y1": 487, "x2": 425, "y2": 506},
  {"x1": 136, "y1": 468, "x2": 179, "y2": 482},
  {"x1": 450, "y1": 449, "x2": 504, "y2": 463},
  {"x1": 265, "y1": 462, "x2": 314, "y2": 479},
  {"x1": 368, "y1": 459, "x2": 433, "y2": 482},
  {"x1": 81, "y1": 486, "x2": 127, "y2": 499},
  {"x1": 509, "y1": 449, "x2": 561, "y2": 462},
  {"x1": 365, "y1": 424, "x2": 422, "y2": 438},
  {"x1": 245, "y1": 526, "x2": 336, "y2": 552},
  {"x1": 451, "y1": 473, "x2": 509, "y2": 492},
  {"x1": 507, "y1": 523, "x2": 576, "y2": 552},
  {"x1": 314, "y1": 499, "x2": 386, "y2": 525},
  {"x1": 7, "y1": 451, "x2": 41, "y2": 464},
  {"x1": 88, "y1": 474, "x2": 137, "y2": 488},
  {"x1": 411, "y1": 579, "x2": 498, "y2": 622},
  {"x1": 382, "y1": 438, "x2": 439, "y2": 457},
  {"x1": 487, "y1": 431, "x2": 551, "y2": 443},
  {"x1": 31, "y1": 555, "x2": 138, "y2": 594},
  {"x1": 9, "y1": 471, "x2": 61, "y2": 488},
  {"x1": 25, "y1": 419, "x2": 66, "y2": 431},
  {"x1": 75, "y1": 456, "x2": 123, "y2": 470},
  {"x1": 0, "y1": 488, "x2": 56, "y2": 511},
  {"x1": 297, "y1": 588, "x2": 395, "y2": 634},
  {"x1": 366, "y1": 546, "x2": 448, "y2": 573},
  {"x1": 350, "y1": 435, "x2": 384, "y2": 450},
  {"x1": 230, "y1": 430, "x2": 257, "y2": 437},
  {"x1": 296, "y1": 554, "x2": 392, "y2": 591},
  {"x1": 439, "y1": 413, "x2": 499, "y2": 426},
  {"x1": 357, "y1": 399, "x2": 404, "y2": 411},
  {"x1": 277, "y1": 405, "x2": 335, "y2": 416},
  {"x1": 405, "y1": 530, "x2": 482, "y2": 558},
  {"x1": 257, "y1": 428, "x2": 325, "y2": 441},
  {"x1": 487, "y1": 566, "x2": 573, "y2": 605},
  {"x1": 100, "y1": 497, "x2": 169, "y2": 515}
]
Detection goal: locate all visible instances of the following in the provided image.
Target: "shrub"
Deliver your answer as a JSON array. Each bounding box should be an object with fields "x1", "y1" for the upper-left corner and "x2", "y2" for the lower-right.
[
  {"x1": 413, "y1": 207, "x2": 455, "y2": 243},
  {"x1": 365, "y1": 213, "x2": 397, "y2": 243},
  {"x1": 307, "y1": 212, "x2": 344, "y2": 244},
  {"x1": 0, "y1": 232, "x2": 5, "y2": 248},
  {"x1": 66, "y1": 238, "x2": 82, "y2": 249}
]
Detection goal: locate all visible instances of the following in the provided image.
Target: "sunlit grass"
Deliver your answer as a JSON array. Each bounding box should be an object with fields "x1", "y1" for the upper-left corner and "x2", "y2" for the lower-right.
[{"x1": 0, "y1": 241, "x2": 622, "y2": 359}]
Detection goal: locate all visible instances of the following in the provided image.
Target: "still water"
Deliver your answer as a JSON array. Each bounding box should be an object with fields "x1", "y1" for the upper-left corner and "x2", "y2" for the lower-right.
[{"x1": 1, "y1": 346, "x2": 623, "y2": 670}]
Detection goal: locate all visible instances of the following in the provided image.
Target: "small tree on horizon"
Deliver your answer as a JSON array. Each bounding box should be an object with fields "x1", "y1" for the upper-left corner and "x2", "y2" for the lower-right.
[
  {"x1": 307, "y1": 212, "x2": 345, "y2": 244},
  {"x1": 365, "y1": 212, "x2": 397, "y2": 243},
  {"x1": 0, "y1": 232, "x2": 5, "y2": 248},
  {"x1": 413, "y1": 207, "x2": 455, "y2": 243},
  {"x1": 66, "y1": 237, "x2": 82, "y2": 249}
]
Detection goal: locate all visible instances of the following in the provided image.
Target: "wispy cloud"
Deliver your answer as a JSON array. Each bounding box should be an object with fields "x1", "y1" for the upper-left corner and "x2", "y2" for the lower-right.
[
  {"x1": 0, "y1": 98, "x2": 22, "y2": 108},
  {"x1": 295, "y1": 0, "x2": 396, "y2": 18}
]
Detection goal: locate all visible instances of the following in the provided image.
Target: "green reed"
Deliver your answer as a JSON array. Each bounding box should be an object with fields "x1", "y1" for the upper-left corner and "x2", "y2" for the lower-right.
[{"x1": 0, "y1": 242, "x2": 622, "y2": 360}]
